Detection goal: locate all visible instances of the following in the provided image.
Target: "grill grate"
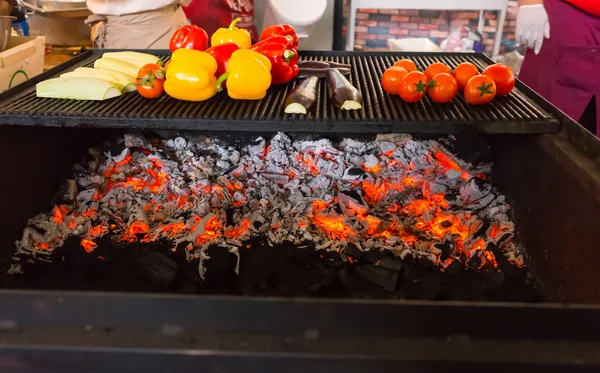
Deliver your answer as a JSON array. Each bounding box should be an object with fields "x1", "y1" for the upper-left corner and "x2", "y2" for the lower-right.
[{"x1": 0, "y1": 50, "x2": 559, "y2": 134}]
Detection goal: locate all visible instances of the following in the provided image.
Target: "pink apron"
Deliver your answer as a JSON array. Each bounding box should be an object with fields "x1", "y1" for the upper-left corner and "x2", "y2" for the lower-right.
[{"x1": 519, "y1": 0, "x2": 600, "y2": 137}]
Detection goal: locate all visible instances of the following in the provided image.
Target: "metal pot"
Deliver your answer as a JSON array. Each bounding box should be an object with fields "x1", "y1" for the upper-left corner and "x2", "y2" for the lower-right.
[{"x1": 0, "y1": 16, "x2": 16, "y2": 52}]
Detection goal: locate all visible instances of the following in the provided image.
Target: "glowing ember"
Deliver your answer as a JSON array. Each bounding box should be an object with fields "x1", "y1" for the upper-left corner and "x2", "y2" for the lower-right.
[
  {"x1": 129, "y1": 221, "x2": 149, "y2": 236},
  {"x1": 225, "y1": 219, "x2": 250, "y2": 240},
  {"x1": 16, "y1": 133, "x2": 525, "y2": 276},
  {"x1": 434, "y1": 150, "x2": 471, "y2": 180},
  {"x1": 314, "y1": 215, "x2": 356, "y2": 241},
  {"x1": 80, "y1": 238, "x2": 97, "y2": 253}
]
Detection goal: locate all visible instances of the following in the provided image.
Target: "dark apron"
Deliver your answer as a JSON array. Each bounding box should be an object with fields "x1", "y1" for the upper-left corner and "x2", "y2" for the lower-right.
[{"x1": 519, "y1": 0, "x2": 600, "y2": 136}]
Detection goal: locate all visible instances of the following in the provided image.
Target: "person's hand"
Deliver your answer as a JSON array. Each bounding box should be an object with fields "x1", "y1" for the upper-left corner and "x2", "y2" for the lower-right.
[{"x1": 516, "y1": 4, "x2": 550, "y2": 54}]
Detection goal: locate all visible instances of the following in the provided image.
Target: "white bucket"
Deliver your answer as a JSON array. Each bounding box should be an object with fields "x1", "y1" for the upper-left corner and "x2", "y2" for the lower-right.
[{"x1": 263, "y1": 0, "x2": 327, "y2": 39}]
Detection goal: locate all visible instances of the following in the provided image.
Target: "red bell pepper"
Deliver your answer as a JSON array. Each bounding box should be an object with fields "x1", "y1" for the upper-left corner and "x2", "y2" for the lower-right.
[
  {"x1": 169, "y1": 25, "x2": 209, "y2": 52},
  {"x1": 251, "y1": 40, "x2": 299, "y2": 85},
  {"x1": 205, "y1": 42, "x2": 241, "y2": 77},
  {"x1": 260, "y1": 24, "x2": 299, "y2": 49},
  {"x1": 252, "y1": 35, "x2": 294, "y2": 50}
]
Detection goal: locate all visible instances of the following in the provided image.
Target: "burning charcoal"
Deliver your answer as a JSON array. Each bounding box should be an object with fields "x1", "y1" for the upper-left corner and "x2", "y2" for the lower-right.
[
  {"x1": 363, "y1": 154, "x2": 380, "y2": 171},
  {"x1": 443, "y1": 259, "x2": 462, "y2": 277},
  {"x1": 338, "y1": 190, "x2": 368, "y2": 217},
  {"x1": 340, "y1": 138, "x2": 368, "y2": 154},
  {"x1": 16, "y1": 131, "x2": 529, "y2": 294},
  {"x1": 342, "y1": 167, "x2": 366, "y2": 182},
  {"x1": 261, "y1": 173, "x2": 290, "y2": 185},
  {"x1": 497, "y1": 232, "x2": 515, "y2": 247},
  {"x1": 487, "y1": 243, "x2": 526, "y2": 280},
  {"x1": 127, "y1": 205, "x2": 149, "y2": 237},
  {"x1": 106, "y1": 147, "x2": 130, "y2": 164},
  {"x1": 309, "y1": 176, "x2": 331, "y2": 193},
  {"x1": 434, "y1": 243, "x2": 451, "y2": 260},
  {"x1": 459, "y1": 177, "x2": 492, "y2": 205},
  {"x1": 426, "y1": 182, "x2": 448, "y2": 195},
  {"x1": 135, "y1": 251, "x2": 177, "y2": 286},
  {"x1": 246, "y1": 137, "x2": 266, "y2": 158},
  {"x1": 124, "y1": 134, "x2": 151, "y2": 148},
  {"x1": 378, "y1": 141, "x2": 397, "y2": 156},
  {"x1": 467, "y1": 254, "x2": 483, "y2": 269},
  {"x1": 375, "y1": 134, "x2": 412, "y2": 143},
  {"x1": 438, "y1": 135, "x2": 493, "y2": 175},
  {"x1": 76, "y1": 189, "x2": 96, "y2": 204},
  {"x1": 54, "y1": 179, "x2": 77, "y2": 205},
  {"x1": 345, "y1": 244, "x2": 364, "y2": 261}
]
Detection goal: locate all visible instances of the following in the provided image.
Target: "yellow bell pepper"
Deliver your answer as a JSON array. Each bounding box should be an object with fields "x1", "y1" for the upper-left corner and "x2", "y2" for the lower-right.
[
  {"x1": 211, "y1": 18, "x2": 252, "y2": 49},
  {"x1": 217, "y1": 50, "x2": 272, "y2": 100},
  {"x1": 164, "y1": 49, "x2": 218, "y2": 101}
]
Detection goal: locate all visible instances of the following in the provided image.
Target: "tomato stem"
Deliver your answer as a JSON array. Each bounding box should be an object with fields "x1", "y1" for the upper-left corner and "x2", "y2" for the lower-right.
[{"x1": 477, "y1": 82, "x2": 495, "y2": 97}]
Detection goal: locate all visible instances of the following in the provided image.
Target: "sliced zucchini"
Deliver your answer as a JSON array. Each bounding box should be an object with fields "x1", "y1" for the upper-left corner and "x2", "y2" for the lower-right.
[
  {"x1": 102, "y1": 52, "x2": 162, "y2": 66},
  {"x1": 94, "y1": 58, "x2": 139, "y2": 79},
  {"x1": 36, "y1": 77, "x2": 122, "y2": 101},
  {"x1": 72, "y1": 67, "x2": 136, "y2": 93}
]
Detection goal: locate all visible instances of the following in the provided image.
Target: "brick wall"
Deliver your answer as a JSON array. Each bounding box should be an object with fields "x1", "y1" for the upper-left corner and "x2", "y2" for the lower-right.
[{"x1": 342, "y1": 1, "x2": 519, "y2": 55}]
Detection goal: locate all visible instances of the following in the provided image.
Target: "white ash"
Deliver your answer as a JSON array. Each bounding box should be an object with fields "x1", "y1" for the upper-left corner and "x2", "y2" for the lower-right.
[{"x1": 14, "y1": 132, "x2": 525, "y2": 275}]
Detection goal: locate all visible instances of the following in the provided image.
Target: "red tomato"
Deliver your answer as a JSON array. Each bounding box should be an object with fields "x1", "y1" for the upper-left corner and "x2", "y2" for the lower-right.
[
  {"x1": 424, "y1": 62, "x2": 452, "y2": 80},
  {"x1": 453, "y1": 62, "x2": 479, "y2": 90},
  {"x1": 136, "y1": 64, "x2": 165, "y2": 99},
  {"x1": 482, "y1": 63, "x2": 515, "y2": 95},
  {"x1": 464, "y1": 75, "x2": 496, "y2": 105},
  {"x1": 399, "y1": 71, "x2": 430, "y2": 103},
  {"x1": 428, "y1": 73, "x2": 458, "y2": 103},
  {"x1": 394, "y1": 59, "x2": 418, "y2": 72},
  {"x1": 381, "y1": 67, "x2": 409, "y2": 95}
]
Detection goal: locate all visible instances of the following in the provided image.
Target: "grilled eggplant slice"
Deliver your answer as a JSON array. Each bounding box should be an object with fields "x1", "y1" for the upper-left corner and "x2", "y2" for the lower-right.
[
  {"x1": 297, "y1": 67, "x2": 351, "y2": 78},
  {"x1": 326, "y1": 68, "x2": 362, "y2": 111},
  {"x1": 298, "y1": 61, "x2": 352, "y2": 70},
  {"x1": 284, "y1": 76, "x2": 319, "y2": 114}
]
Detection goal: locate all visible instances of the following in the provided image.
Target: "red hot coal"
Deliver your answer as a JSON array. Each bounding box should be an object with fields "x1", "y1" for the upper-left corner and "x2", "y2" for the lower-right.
[{"x1": 10, "y1": 133, "x2": 530, "y2": 297}]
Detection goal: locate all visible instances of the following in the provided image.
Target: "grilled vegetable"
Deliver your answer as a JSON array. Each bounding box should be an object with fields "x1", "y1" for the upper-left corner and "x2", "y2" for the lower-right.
[
  {"x1": 260, "y1": 24, "x2": 299, "y2": 48},
  {"x1": 206, "y1": 42, "x2": 241, "y2": 77},
  {"x1": 94, "y1": 58, "x2": 139, "y2": 79},
  {"x1": 217, "y1": 49, "x2": 272, "y2": 100},
  {"x1": 297, "y1": 61, "x2": 352, "y2": 70},
  {"x1": 326, "y1": 68, "x2": 362, "y2": 111},
  {"x1": 169, "y1": 25, "x2": 209, "y2": 52},
  {"x1": 62, "y1": 67, "x2": 136, "y2": 93},
  {"x1": 284, "y1": 76, "x2": 319, "y2": 114},
  {"x1": 250, "y1": 36, "x2": 298, "y2": 84},
  {"x1": 102, "y1": 52, "x2": 162, "y2": 66},
  {"x1": 211, "y1": 18, "x2": 252, "y2": 49},
  {"x1": 298, "y1": 67, "x2": 351, "y2": 78},
  {"x1": 252, "y1": 35, "x2": 295, "y2": 50},
  {"x1": 136, "y1": 64, "x2": 165, "y2": 99},
  {"x1": 36, "y1": 77, "x2": 121, "y2": 101},
  {"x1": 164, "y1": 49, "x2": 218, "y2": 101}
]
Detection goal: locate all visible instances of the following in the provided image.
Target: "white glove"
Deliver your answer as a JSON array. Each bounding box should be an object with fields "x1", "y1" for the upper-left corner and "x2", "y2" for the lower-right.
[{"x1": 516, "y1": 4, "x2": 550, "y2": 54}]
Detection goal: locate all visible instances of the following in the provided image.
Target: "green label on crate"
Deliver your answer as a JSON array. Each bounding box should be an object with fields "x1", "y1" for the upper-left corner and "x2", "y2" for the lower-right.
[{"x1": 9, "y1": 70, "x2": 29, "y2": 89}]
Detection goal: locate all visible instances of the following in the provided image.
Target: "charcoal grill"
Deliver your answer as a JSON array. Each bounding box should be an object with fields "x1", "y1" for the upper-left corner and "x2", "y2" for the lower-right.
[
  {"x1": 0, "y1": 50, "x2": 559, "y2": 134},
  {"x1": 0, "y1": 51, "x2": 598, "y2": 373}
]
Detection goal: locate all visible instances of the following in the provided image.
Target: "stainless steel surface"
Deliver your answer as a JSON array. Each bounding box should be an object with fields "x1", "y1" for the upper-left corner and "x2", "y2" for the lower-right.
[
  {"x1": 0, "y1": 0, "x2": 13, "y2": 16},
  {"x1": 23, "y1": 1, "x2": 90, "y2": 17},
  {"x1": 0, "y1": 16, "x2": 15, "y2": 52},
  {"x1": 37, "y1": 0, "x2": 85, "y2": 10}
]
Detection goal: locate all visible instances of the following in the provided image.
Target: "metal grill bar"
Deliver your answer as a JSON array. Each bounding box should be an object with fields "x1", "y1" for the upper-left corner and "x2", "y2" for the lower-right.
[{"x1": 0, "y1": 50, "x2": 559, "y2": 134}]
